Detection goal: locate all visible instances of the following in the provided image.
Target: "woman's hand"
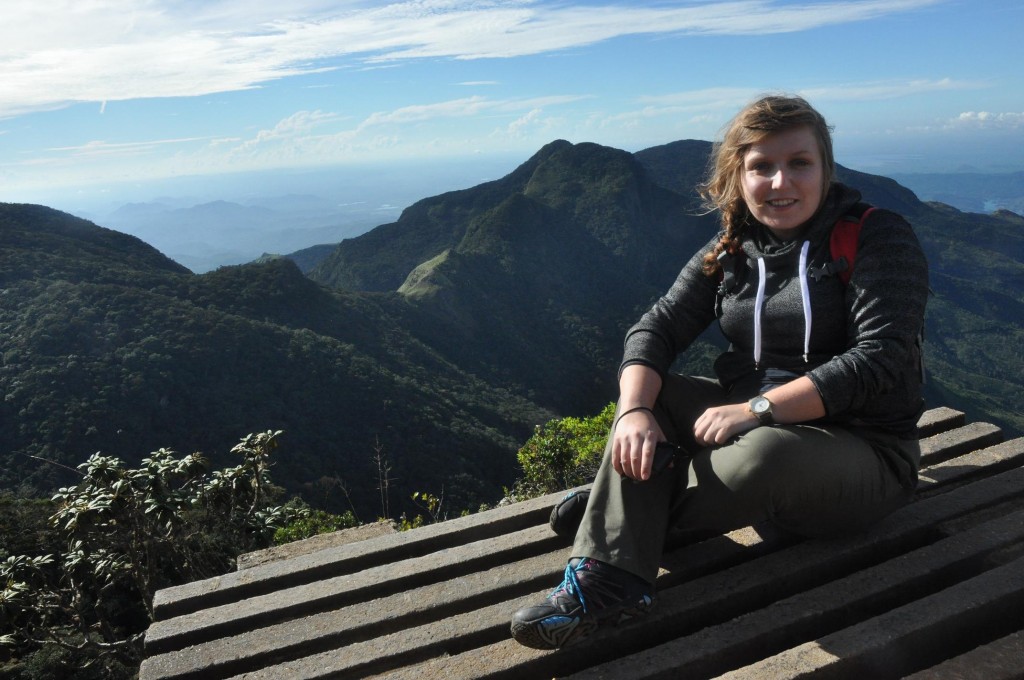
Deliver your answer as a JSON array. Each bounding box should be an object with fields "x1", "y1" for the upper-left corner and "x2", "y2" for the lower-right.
[
  {"x1": 612, "y1": 409, "x2": 666, "y2": 481},
  {"x1": 693, "y1": 403, "x2": 758, "y2": 446},
  {"x1": 613, "y1": 364, "x2": 665, "y2": 481},
  {"x1": 693, "y1": 377, "x2": 827, "y2": 446}
]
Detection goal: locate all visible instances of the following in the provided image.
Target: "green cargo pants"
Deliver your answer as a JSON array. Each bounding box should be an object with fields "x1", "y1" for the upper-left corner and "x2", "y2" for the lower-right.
[{"x1": 572, "y1": 375, "x2": 919, "y2": 584}]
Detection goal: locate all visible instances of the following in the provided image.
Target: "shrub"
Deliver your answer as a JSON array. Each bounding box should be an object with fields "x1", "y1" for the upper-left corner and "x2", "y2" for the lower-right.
[
  {"x1": 0, "y1": 431, "x2": 305, "y2": 676},
  {"x1": 273, "y1": 501, "x2": 359, "y2": 544},
  {"x1": 513, "y1": 402, "x2": 615, "y2": 499}
]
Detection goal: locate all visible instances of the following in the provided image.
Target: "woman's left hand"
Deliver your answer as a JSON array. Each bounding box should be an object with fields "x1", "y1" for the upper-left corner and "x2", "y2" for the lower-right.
[{"x1": 693, "y1": 403, "x2": 759, "y2": 446}]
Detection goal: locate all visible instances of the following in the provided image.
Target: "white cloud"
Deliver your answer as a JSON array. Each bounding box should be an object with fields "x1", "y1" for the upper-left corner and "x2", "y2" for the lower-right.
[
  {"x1": 46, "y1": 136, "x2": 218, "y2": 158},
  {"x1": 235, "y1": 109, "x2": 340, "y2": 151},
  {"x1": 358, "y1": 0, "x2": 943, "y2": 61},
  {"x1": 0, "y1": 135, "x2": 218, "y2": 177},
  {"x1": 952, "y1": 111, "x2": 1024, "y2": 129},
  {"x1": 215, "y1": 93, "x2": 586, "y2": 169},
  {"x1": 0, "y1": 0, "x2": 944, "y2": 118},
  {"x1": 499, "y1": 108, "x2": 545, "y2": 138},
  {"x1": 896, "y1": 110, "x2": 1024, "y2": 135},
  {"x1": 358, "y1": 96, "x2": 492, "y2": 127},
  {"x1": 799, "y1": 78, "x2": 984, "y2": 102},
  {"x1": 2, "y1": 89, "x2": 588, "y2": 185},
  {"x1": 580, "y1": 78, "x2": 1005, "y2": 146},
  {"x1": 354, "y1": 94, "x2": 587, "y2": 128},
  {"x1": 608, "y1": 79, "x2": 988, "y2": 129}
]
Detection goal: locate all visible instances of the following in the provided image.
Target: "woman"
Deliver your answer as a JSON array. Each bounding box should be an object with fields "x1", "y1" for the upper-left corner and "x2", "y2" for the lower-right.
[{"x1": 510, "y1": 94, "x2": 929, "y2": 650}]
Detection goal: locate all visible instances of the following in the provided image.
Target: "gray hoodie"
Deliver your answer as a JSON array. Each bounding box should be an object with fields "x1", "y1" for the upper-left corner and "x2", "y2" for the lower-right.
[{"x1": 621, "y1": 183, "x2": 929, "y2": 438}]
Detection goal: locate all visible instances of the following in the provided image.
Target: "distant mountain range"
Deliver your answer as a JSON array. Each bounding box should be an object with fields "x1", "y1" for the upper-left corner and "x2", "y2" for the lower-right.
[
  {"x1": 892, "y1": 170, "x2": 1024, "y2": 215},
  {"x1": 83, "y1": 165, "x2": 1024, "y2": 274},
  {"x1": 2, "y1": 140, "x2": 1021, "y2": 519},
  {"x1": 99, "y1": 195, "x2": 395, "y2": 273}
]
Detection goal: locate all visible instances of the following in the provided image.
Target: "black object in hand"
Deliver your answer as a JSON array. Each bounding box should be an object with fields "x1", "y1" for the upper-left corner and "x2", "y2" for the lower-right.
[{"x1": 649, "y1": 441, "x2": 685, "y2": 479}]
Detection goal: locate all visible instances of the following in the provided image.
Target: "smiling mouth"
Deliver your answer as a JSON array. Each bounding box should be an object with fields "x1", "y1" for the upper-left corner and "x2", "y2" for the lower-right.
[{"x1": 767, "y1": 199, "x2": 797, "y2": 207}]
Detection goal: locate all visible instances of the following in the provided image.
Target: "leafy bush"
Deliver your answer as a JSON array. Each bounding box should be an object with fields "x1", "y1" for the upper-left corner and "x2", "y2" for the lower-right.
[
  {"x1": 272, "y1": 501, "x2": 359, "y2": 544},
  {"x1": 513, "y1": 402, "x2": 615, "y2": 499},
  {"x1": 0, "y1": 431, "x2": 307, "y2": 677}
]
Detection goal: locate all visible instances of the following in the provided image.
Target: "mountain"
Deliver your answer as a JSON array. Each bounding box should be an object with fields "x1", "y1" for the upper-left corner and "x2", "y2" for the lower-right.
[
  {"x1": 2, "y1": 141, "x2": 1022, "y2": 521},
  {"x1": 102, "y1": 198, "x2": 391, "y2": 273},
  {"x1": 0, "y1": 203, "x2": 547, "y2": 518},
  {"x1": 308, "y1": 141, "x2": 722, "y2": 411},
  {"x1": 891, "y1": 170, "x2": 1024, "y2": 214},
  {"x1": 309, "y1": 139, "x2": 1024, "y2": 437}
]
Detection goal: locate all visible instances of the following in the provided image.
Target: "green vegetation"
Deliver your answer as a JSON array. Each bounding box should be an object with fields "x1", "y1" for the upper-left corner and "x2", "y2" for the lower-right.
[
  {"x1": 2, "y1": 141, "x2": 1022, "y2": 680},
  {"x1": 3, "y1": 137, "x2": 1023, "y2": 540},
  {"x1": 0, "y1": 431, "x2": 334, "y2": 678},
  {"x1": 272, "y1": 502, "x2": 360, "y2": 544},
  {"x1": 0, "y1": 205, "x2": 544, "y2": 522},
  {"x1": 513, "y1": 403, "x2": 615, "y2": 499}
]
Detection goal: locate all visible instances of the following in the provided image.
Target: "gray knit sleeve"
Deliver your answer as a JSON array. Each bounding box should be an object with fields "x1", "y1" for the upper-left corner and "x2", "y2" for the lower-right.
[
  {"x1": 805, "y1": 209, "x2": 929, "y2": 418},
  {"x1": 620, "y1": 237, "x2": 721, "y2": 377}
]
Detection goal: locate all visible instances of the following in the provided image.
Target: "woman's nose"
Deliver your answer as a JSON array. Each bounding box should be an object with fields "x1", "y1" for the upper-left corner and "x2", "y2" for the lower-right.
[{"x1": 771, "y1": 168, "x2": 787, "y2": 189}]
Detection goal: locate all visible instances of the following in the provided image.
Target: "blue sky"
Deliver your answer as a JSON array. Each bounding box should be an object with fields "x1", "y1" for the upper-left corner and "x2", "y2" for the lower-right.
[{"x1": 1, "y1": 0, "x2": 1022, "y2": 210}]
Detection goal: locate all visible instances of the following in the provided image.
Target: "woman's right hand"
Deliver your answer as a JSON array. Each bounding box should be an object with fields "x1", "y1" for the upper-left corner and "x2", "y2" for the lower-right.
[
  {"x1": 612, "y1": 408, "x2": 666, "y2": 481},
  {"x1": 613, "y1": 364, "x2": 666, "y2": 481}
]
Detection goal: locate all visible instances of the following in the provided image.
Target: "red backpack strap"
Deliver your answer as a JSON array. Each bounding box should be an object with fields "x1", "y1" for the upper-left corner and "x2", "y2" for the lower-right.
[{"x1": 830, "y1": 205, "x2": 876, "y2": 285}]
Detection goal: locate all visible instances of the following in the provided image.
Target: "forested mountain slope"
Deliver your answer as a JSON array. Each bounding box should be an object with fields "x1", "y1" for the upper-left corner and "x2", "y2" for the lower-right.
[
  {"x1": 3, "y1": 140, "x2": 1021, "y2": 519},
  {"x1": 0, "y1": 205, "x2": 546, "y2": 518}
]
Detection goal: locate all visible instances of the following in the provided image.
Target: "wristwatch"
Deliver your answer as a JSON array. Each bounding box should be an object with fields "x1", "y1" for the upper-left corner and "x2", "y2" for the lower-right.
[{"x1": 748, "y1": 395, "x2": 774, "y2": 426}]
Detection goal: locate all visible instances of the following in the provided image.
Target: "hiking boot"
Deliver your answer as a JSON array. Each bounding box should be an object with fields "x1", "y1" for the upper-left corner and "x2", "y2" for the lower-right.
[
  {"x1": 549, "y1": 489, "x2": 590, "y2": 538},
  {"x1": 510, "y1": 557, "x2": 654, "y2": 650}
]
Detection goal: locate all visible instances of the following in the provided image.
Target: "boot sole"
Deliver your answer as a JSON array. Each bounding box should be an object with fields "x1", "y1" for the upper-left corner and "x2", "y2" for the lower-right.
[{"x1": 510, "y1": 596, "x2": 653, "y2": 650}]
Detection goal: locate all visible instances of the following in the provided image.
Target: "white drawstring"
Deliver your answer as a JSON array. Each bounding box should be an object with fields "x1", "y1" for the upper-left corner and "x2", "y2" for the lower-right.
[
  {"x1": 799, "y1": 240, "x2": 812, "y2": 363},
  {"x1": 753, "y1": 257, "x2": 766, "y2": 369},
  {"x1": 752, "y1": 241, "x2": 813, "y2": 368}
]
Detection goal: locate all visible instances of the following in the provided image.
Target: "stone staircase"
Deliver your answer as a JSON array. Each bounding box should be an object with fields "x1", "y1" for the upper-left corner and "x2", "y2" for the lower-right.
[{"x1": 140, "y1": 407, "x2": 1024, "y2": 679}]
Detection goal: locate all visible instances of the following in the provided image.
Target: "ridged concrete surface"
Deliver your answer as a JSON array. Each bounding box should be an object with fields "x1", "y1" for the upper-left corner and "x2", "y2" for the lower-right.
[{"x1": 139, "y1": 408, "x2": 1024, "y2": 680}]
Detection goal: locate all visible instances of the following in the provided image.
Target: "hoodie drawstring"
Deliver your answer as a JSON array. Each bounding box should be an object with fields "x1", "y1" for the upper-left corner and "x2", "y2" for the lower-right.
[
  {"x1": 799, "y1": 240, "x2": 812, "y2": 363},
  {"x1": 753, "y1": 257, "x2": 766, "y2": 369},
  {"x1": 753, "y1": 240, "x2": 813, "y2": 369}
]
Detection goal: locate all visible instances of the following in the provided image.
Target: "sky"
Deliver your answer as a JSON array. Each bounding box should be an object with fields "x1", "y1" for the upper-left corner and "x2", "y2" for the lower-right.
[{"x1": 1, "y1": 0, "x2": 1023, "y2": 213}]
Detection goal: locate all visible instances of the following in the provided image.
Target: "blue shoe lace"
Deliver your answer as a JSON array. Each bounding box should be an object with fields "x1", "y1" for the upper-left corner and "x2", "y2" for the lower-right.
[{"x1": 552, "y1": 560, "x2": 589, "y2": 613}]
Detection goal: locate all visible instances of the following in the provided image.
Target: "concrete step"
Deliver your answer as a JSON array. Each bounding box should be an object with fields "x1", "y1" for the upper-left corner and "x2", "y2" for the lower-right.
[
  {"x1": 347, "y1": 465, "x2": 1024, "y2": 680},
  {"x1": 902, "y1": 630, "x2": 1024, "y2": 680},
  {"x1": 139, "y1": 409, "x2": 1024, "y2": 680},
  {"x1": 721, "y1": 551, "x2": 1024, "y2": 679}
]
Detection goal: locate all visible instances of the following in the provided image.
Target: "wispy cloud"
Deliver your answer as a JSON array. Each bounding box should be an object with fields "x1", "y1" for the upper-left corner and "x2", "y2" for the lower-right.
[
  {"x1": 495, "y1": 108, "x2": 564, "y2": 139},
  {"x1": 46, "y1": 136, "x2": 219, "y2": 158},
  {"x1": 224, "y1": 93, "x2": 590, "y2": 166},
  {"x1": 339, "y1": 94, "x2": 586, "y2": 131},
  {"x1": 581, "y1": 78, "x2": 1001, "y2": 144},
  {"x1": 799, "y1": 78, "x2": 984, "y2": 101},
  {"x1": 0, "y1": 0, "x2": 944, "y2": 118},
  {"x1": 0, "y1": 135, "x2": 218, "y2": 173},
  {"x1": 950, "y1": 111, "x2": 1024, "y2": 130},
  {"x1": 233, "y1": 110, "x2": 341, "y2": 152},
  {"x1": 609, "y1": 79, "x2": 986, "y2": 125}
]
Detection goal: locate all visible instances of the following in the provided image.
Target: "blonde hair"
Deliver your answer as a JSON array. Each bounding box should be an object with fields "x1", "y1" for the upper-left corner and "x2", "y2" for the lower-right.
[{"x1": 699, "y1": 95, "x2": 835, "y2": 276}]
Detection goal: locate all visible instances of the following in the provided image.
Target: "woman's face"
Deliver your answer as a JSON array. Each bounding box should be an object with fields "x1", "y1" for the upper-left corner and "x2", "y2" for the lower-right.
[{"x1": 740, "y1": 126, "x2": 826, "y2": 239}]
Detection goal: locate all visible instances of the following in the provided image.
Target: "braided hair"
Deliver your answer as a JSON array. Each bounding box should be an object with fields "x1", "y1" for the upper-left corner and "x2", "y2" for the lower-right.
[{"x1": 699, "y1": 95, "x2": 836, "y2": 276}]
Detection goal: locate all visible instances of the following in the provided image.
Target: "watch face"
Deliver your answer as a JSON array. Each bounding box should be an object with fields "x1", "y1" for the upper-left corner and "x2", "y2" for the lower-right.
[{"x1": 752, "y1": 397, "x2": 770, "y2": 414}]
